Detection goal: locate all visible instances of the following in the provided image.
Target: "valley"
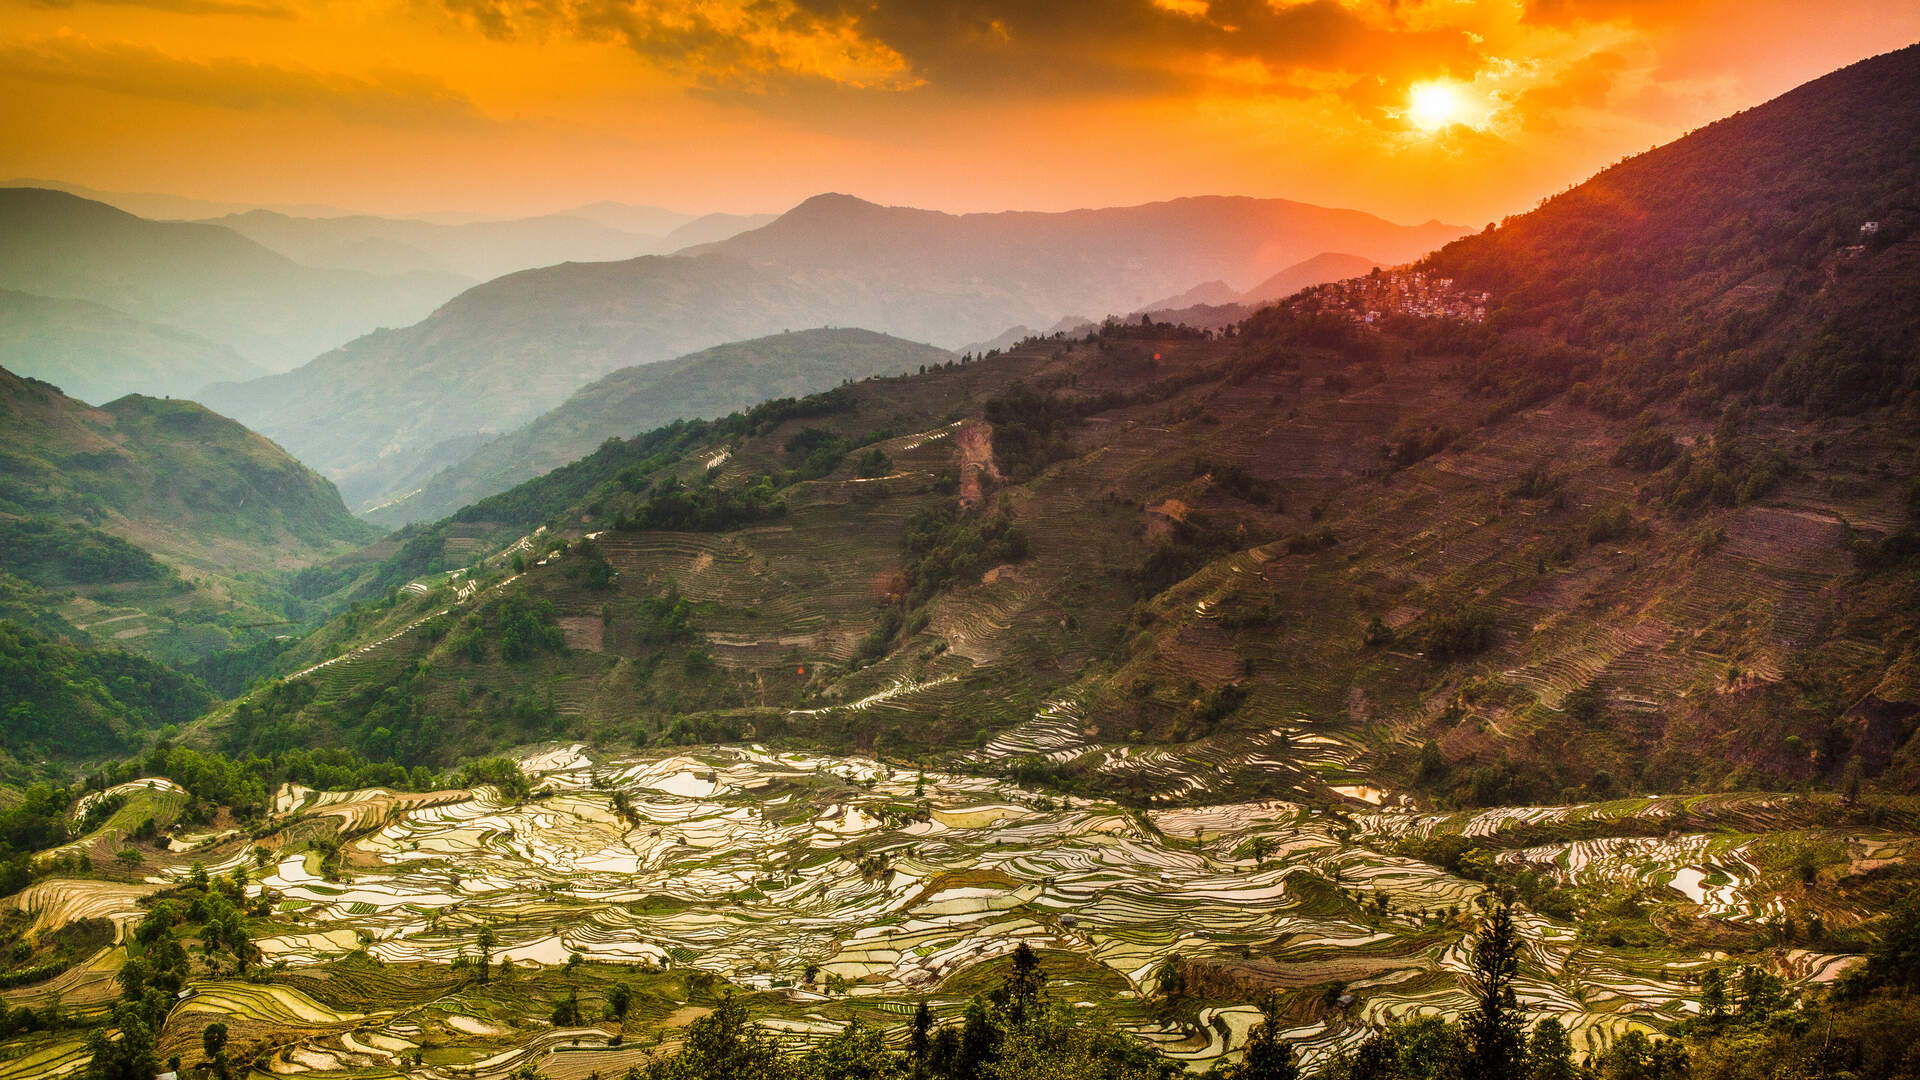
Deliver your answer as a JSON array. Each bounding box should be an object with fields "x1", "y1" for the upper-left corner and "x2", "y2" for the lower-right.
[
  {"x1": 2, "y1": 36, "x2": 1919, "y2": 1080},
  {"x1": 9, "y1": 742, "x2": 1908, "y2": 1079}
]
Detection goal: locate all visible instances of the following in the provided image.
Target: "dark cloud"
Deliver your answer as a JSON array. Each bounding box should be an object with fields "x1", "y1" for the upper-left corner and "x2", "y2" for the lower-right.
[
  {"x1": 27, "y1": 0, "x2": 293, "y2": 16},
  {"x1": 435, "y1": 0, "x2": 920, "y2": 91},
  {"x1": 433, "y1": 0, "x2": 1485, "y2": 103},
  {"x1": 0, "y1": 36, "x2": 487, "y2": 125}
]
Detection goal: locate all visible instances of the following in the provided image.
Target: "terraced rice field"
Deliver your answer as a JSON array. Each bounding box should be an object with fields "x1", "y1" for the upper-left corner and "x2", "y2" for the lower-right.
[{"x1": 178, "y1": 744, "x2": 1909, "y2": 1073}]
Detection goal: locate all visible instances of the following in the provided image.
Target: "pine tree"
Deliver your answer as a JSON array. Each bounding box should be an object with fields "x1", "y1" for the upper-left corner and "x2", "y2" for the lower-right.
[
  {"x1": 910, "y1": 1001, "x2": 933, "y2": 1078},
  {"x1": 1462, "y1": 902, "x2": 1525, "y2": 1080},
  {"x1": 1235, "y1": 995, "x2": 1299, "y2": 1080}
]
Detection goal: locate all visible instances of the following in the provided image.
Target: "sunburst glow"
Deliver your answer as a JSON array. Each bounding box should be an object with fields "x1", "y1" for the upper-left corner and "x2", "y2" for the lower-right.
[{"x1": 1408, "y1": 81, "x2": 1464, "y2": 132}]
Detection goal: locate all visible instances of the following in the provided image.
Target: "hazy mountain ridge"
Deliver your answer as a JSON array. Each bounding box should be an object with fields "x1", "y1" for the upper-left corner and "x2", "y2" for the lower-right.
[
  {"x1": 962, "y1": 251, "x2": 1388, "y2": 355},
  {"x1": 690, "y1": 193, "x2": 1461, "y2": 333},
  {"x1": 199, "y1": 252, "x2": 832, "y2": 509},
  {"x1": 205, "y1": 194, "x2": 1462, "y2": 512},
  {"x1": 204, "y1": 207, "x2": 772, "y2": 283},
  {"x1": 1240, "y1": 252, "x2": 1383, "y2": 305},
  {"x1": 0, "y1": 288, "x2": 264, "y2": 404},
  {"x1": 0, "y1": 188, "x2": 468, "y2": 381},
  {"x1": 369, "y1": 327, "x2": 955, "y2": 525},
  {"x1": 0, "y1": 177, "x2": 353, "y2": 221}
]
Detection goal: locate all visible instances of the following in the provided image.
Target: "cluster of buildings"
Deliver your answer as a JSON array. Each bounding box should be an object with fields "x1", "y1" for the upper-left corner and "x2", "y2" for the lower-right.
[{"x1": 1294, "y1": 269, "x2": 1492, "y2": 324}]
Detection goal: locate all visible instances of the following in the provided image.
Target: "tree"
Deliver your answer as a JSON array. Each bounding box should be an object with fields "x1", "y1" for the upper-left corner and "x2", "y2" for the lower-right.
[
  {"x1": 85, "y1": 1002, "x2": 158, "y2": 1080},
  {"x1": 606, "y1": 981, "x2": 634, "y2": 1021},
  {"x1": 801, "y1": 1020, "x2": 905, "y2": 1080},
  {"x1": 1154, "y1": 955, "x2": 1186, "y2": 1009},
  {"x1": 993, "y1": 944, "x2": 1047, "y2": 1030},
  {"x1": 203, "y1": 1021, "x2": 232, "y2": 1079},
  {"x1": 989, "y1": 1005, "x2": 1177, "y2": 1080},
  {"x1": 953, "y1": 999, "x2": 1000, "y2": 1080},
  {"x1": 1235, "y1": 996, "x2": 1299, "y2": 1080},
  {"x1": 1700, "y1": 968, "x2": 1728, "y2": 1024},
  {"x1": 1735, "y1": 965, "x2": 1783, "y2": 1016},
  {"x1": 909, "y1": 1001, "x2": 933, "y2": 1078},
  {"x1": 1462, "y1": 903, "x2": 1525, "y2": 1080},
  {"x1": 1522, "y1": 1019, "x2": 1575, "y2": 1080},
  {"x1": 1592, "y1": 1031, "x2": 1686, "y2": 1080},
  {"x1": 476, "y1": 924, "x2": 497, "y2": 984},
  {"x1": 1846, "y1": 885, "x2": 1920, "y2": 995},
  {"x1": 640, "y1": 993, "x2": 788, "y2": 1080}
]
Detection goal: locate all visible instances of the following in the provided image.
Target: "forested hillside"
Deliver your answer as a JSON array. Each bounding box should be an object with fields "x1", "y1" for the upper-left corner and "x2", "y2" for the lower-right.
[
  {"x1": 370, "y1": 328, "x2": 955, "y2": 525},
  {"x1": 0, "y1": 367, "x2": 376, "y2": 729}
]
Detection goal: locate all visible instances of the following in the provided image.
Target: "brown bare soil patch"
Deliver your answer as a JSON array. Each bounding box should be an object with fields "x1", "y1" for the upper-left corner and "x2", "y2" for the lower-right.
[{"x1": 558, "y1": 616, "x2": 604, "y2": 652}]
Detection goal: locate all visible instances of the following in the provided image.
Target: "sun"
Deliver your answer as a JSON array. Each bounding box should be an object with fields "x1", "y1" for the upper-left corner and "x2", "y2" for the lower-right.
[{"x1": 1407, "y1": 81, "x2": 1463, "y2": 132}]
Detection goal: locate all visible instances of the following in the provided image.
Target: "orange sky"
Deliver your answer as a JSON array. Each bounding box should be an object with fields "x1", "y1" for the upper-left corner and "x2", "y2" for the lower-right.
[{"x1": 2, "y1": 0, "x2": 1916, "y2": 224}]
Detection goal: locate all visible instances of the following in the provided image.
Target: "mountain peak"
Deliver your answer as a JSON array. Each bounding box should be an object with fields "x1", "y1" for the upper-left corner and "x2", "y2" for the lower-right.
[{"x1": 790, "y1": 192, "x2": 885, "y2": 212}]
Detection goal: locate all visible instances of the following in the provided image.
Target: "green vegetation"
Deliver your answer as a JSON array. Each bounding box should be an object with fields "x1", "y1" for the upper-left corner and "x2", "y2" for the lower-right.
[
  {"x1": 0, "y1": 517, "x2": 167, "y2": 587},
  {"x1": 376, "y1": 328, "x2": 953, "y2": 526},
  {"x1": 621, "y1": 473, "x2": 787, "y2": 533},
  {"x1": 0, "y1": 619, "x2": 211, "y2": 760},
  {"x1": 627, "y1": 946, "x2": 1180, "y2": 1080},
  {"x1": 902, "y1": 503, "x2": 1030, "y2": 609}
]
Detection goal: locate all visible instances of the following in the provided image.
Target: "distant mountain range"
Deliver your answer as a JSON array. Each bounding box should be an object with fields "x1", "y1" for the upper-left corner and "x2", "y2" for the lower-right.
[
  {"x1": 0, "y1": 289, "x2": 264, "y2": 404},
  {"x1": 0, "y1": 177, "x2": 357, "y2": 221},
  {"x1": 682, "y1": 193, "x2": 1457, "y2": 338},
  {"x1": 963, "y1": 251, "x2": 1387, "y2": 354},
  {"x1": 0, "y1": 184, "x2": 777, "y2": 404},
  {"x1": 0, "y1": 187, "x2": 467, "y2": 386},
  {"x1": 203, "y1": 193, "x2": 1464, "y2": 513},
  {"x1": 366, "y1": 328, "x2": 954, "y2": 525},
  {"x1": 202, "y1": 207, "x2": 778, "y2": 284},
  {"x1": 1240, "y1": 252, "x2": 1383, "y2": 306}
]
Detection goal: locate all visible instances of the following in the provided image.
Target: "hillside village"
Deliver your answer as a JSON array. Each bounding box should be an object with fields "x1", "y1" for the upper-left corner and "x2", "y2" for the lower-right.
[{"x1": 1291, "y1": 268, "x2": 1491, "y2": 324}]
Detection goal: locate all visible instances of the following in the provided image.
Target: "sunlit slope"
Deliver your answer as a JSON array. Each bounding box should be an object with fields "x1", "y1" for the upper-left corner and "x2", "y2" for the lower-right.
[
  {"x1": 227, "y1": 45, "x2": 1920, "y2": 801},
  {"x1": 370, "y1": 328, "x2": 956, "y2": 526}
]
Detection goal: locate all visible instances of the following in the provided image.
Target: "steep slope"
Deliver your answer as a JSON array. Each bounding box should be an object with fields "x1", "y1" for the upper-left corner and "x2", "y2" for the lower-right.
[
  {"x1": 0, "y1": 366, "x2": 373, "y2": 572},
  {"x1": 370, "y1": 328, "x2": 955, "y2": 525},
  {"x1": 0, "y1": 289, "x2": 263, "y2": 404},
  {"x1": 1420, "y1": 44, "x2": 1920, "y2": 415},
  {"x1": 205, "y1": 194, "x2": 1464, "y2": 510},
  {"x1": 0, "y1": 188, "x2": 468, "y2": 371},
  {"x1": 199, "y1": 253, "x2": 827, "y2": 508},
  {"x1": 249, "y1": 47, "x2": 1920, "y2": 806},
  {"x1": 0, "y1": 365, "x2": 377, "y2": 671}
]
